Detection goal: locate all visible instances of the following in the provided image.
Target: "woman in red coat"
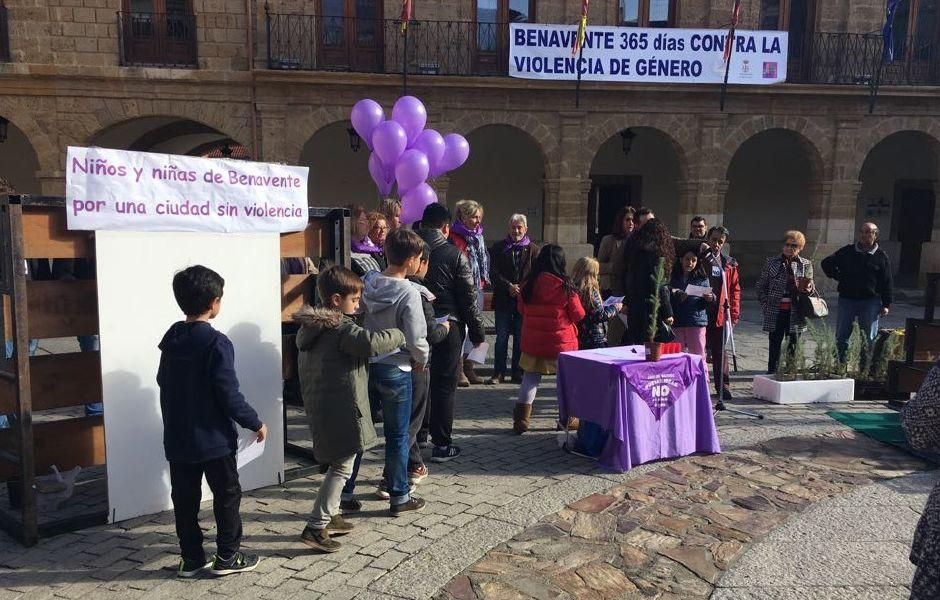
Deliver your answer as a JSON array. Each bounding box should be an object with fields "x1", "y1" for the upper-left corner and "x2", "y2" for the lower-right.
[{"x1": 513, "y1": 244, "x2": 585, "y2": 434}]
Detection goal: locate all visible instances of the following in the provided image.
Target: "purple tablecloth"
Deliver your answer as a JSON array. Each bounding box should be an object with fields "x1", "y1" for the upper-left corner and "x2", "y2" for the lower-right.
[{"x1": 557, "y1": 348, "x2": 720, "y2": 472}]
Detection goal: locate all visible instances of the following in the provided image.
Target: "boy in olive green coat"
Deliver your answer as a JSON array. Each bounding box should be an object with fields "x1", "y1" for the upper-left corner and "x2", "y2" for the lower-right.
[{"x1": 294, "y1": 265, "x2": 404, "y2": 553}]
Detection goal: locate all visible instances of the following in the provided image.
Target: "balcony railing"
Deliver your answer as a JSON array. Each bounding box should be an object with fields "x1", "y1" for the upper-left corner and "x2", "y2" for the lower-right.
[
  {"x1": 265, "y1": 15, "x2": 940, "y2": 87},
  {"x1": 0, "y1": 2, "x2": 10, "y2": 63},
  {"x1": 791, "y1": 32, "x2": 939, "y2": 86},
  {"x1": 117, "y1": 11, "x2": 197, "y2": 68},
  {"x1": 265, "y1": 14, "x2": 510, "y2": 76}
]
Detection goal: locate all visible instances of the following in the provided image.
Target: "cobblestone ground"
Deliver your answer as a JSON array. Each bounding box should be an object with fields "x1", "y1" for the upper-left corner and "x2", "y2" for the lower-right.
[{"x1": 0, "y1": 299, "x2": 934, "y2": 599}]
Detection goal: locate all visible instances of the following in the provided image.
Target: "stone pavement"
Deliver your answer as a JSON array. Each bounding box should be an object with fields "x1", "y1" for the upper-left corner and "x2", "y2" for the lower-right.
[{"x1": 0, "y1": 299, "x2": 935, "y2": 599}]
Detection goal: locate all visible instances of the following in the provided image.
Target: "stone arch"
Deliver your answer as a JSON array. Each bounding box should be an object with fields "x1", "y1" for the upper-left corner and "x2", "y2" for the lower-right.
[
  {"x1": 75, "y1": 99, "x2": 250, "y2": 151},
  {"x1": 0, "y1": 114, "x2": 42, "y2": 194},
  {"x1": 579, "y1": 113, "x2": 695, "y2": 182},
  {"x1": 849, "y1": 116, "x2": 940, "y2": 182},
  {"x1": 450, "y1": 111, "x2": 557, "y2": 179},
  {"x1": 0, "y1": 98, "x2": 59, "y2": 175},
  {"x1": 289, "y1": 105, "x2": 352, "y2": 165},
  {"x1": 715, "y1": 116, "x2": 830, "y2": 181},
  {"x1": 298, "y1": 119, "x2": 374, "y2": 208}
]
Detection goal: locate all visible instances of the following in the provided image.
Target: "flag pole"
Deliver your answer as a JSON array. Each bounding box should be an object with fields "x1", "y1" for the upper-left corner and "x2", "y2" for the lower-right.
[
  {"x1": 573, "y1": 0, "x2": 589, "y2": 108},
  {"x1": 575, "y1": 44, "x2": 584, "y2": 108},
  {"x1": 402, "y1": 24, "x2": 409, "y2": 96},
  {"x1": 719, "y1": 0, "x2": 741, "y2": 111}
]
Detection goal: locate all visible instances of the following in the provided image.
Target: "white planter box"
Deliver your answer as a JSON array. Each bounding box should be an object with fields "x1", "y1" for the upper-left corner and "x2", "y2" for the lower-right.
[{"x1": 752, "y1": 375, "x2": 855, "y2": 404}]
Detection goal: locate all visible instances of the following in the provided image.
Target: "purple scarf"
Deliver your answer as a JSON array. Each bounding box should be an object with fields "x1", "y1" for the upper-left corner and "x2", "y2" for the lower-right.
[
  {"x1": 452, "y1": 220, "x2": 490, "y2": 286},
  {"x1": 504, "y1": 234, "x2": 531, "y2": 252},
  {"x1": 352, "y1": 237, "x2": 382, "y2": 254}
]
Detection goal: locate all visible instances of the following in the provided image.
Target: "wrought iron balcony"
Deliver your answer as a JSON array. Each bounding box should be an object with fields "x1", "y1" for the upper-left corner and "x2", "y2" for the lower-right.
[
  {"x1": 117, "y1": 11, "x2": 197, "y2": 68},
  {"x1": 265, "y1": 15, "x2": 940, "y2": 88},
  {"x1": 0, "y1": 1, "x2": 10, "y2": 63},
  {"x1": 265, "y1": 13, "x2": 510, "y2": 76},
  {"x1": 791, "y1": 31, "x2": 939, "y2": 86}
]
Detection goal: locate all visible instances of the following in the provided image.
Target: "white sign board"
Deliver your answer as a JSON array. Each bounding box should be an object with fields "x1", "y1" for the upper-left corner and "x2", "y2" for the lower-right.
[
  {"x1": 66, "y1": 147, "x2": 308, "y2": 233},
  {"x1": 97, "y1": 231, "x2": 284, "y2": 522},
  {"x1": 509, "y1": 23, "x2": 788, "y2": 84}
]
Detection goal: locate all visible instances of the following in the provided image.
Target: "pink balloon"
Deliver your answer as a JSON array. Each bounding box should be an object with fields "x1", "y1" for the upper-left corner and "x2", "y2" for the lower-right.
[
  {"x1": 413, "y1": 130, "x2": 446, "y2": 178},
  {"x1": 368, "y1": 153, "x2": 394, "y2": 196},
  {"x1": 392, "y1": 96, "x2": 427, "y2": 145},
  {"x1": 400, "y1": 183, "x2": 437, "y2": 225},
  {"x1": 395, "y1": 149, "x2": 430, "y2": 194},
  {"x1": 439, "y1": 133, "x2": 470, "y2": 173},
  {"x1": 350, "y1": 99, "x2": 384, "y2": 151},
  {"x1": 371, "y1": 121, "x2": 408, "y2": 170}
]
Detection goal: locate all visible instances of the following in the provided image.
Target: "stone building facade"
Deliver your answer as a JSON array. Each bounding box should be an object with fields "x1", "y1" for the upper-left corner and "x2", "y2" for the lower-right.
[{"x1": 1, "y1": 0, "x2": 939, "y2": 283}]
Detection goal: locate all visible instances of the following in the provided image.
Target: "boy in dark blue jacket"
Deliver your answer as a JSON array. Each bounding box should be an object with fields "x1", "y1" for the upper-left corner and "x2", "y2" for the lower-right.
[{"x1": 157, "y1": 265, "x2": 267, "y2": 578}]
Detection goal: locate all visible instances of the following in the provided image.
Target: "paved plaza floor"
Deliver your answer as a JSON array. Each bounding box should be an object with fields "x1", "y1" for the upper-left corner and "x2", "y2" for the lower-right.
[{"x1": 0, "y1": 298, "x2": 936, "y2": 599}]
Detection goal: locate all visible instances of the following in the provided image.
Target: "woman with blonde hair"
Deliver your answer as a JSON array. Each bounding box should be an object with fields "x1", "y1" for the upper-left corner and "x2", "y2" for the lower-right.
[
  {"x1": 756, "y1": 229, "x2": 814, "y2": 374},
  {"x1": 378, "y1": 198, "x2": 402, "y2": 231},
  {"x1": 449, "y1": 199, "x2": 489, "y2": 385},
  {"x1": 571, "y1": 257, "x2": 621, "y2": 350}
]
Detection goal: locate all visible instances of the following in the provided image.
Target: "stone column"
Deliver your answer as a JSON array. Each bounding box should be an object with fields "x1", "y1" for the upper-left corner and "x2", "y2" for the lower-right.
[
  {"x1": 36, "y1": 170, "x2": 65, "y2": 196},
  {"x1": 257, "y1": 104, "x2": 290, "y2": 164},
  {"x1": 918, "y1": 180, "x2": 940, "y2": 283},
  {"x1": 675, "y1": 179, "x2": 698, "y2": 235},
  {"x1": 429, "y1": 175, "x2": 450, "y2": 206},
  {"x1": 691, "y1": 178, "x2": 729, "y2": 230},
  {"x1": 542, "y1": 177, "x2": 594, "y2": 266}
]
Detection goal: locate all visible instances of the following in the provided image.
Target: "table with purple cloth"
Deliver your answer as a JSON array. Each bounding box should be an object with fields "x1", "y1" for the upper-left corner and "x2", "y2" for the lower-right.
[{"x1": 557, "y1": 347, "x2": 721, "y2": 472}]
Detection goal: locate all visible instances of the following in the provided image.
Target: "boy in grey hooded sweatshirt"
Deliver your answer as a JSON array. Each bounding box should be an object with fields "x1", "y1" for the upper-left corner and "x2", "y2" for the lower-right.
[{"x1": 361, "y1": 228, "x2": 430, "y2": 516}]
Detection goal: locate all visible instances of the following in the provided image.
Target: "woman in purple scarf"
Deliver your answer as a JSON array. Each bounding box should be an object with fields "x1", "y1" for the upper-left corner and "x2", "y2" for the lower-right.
[
  {"x1": 449, "y1": 200, "x2": 490, "y2": 385},
  {"x1": 488, "y1": 214, "x2": 538, "y2": 384},
  {"x1": 350, "y1": 211, "x2": 388, "y2": 276}
]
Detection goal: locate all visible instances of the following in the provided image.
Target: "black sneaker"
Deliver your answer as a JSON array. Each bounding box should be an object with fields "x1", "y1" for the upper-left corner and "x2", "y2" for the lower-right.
[
  {"x1": 326, "y1": 515, "x2": 355, "y2": 536},
  {"x1": 721, "y1": 388, "x2": 734, "y2": 400},
  {"x1": 300, "y1": 526, "x2": 340, "y2": 553},
  {"x1": 340, "y1": 498, "x2": 362, "y2": 513},
  {"x1": 209, "y1": 551, "x2": 260, "y2": 576},
  {"x1": 177, "y1": 557, "x2": 212, "y2": 578},
  {"x1": 431, "y1": 445, "x2": 461, "y2": 463},
  {"x1": 389, "y1": 496, "x2": 426, "y2": 516}
]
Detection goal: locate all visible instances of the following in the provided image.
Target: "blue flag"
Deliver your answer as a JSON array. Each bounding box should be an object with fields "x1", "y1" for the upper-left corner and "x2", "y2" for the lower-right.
[{"x1": 883, "y1": 0, "x2": 903, "y2": 61}]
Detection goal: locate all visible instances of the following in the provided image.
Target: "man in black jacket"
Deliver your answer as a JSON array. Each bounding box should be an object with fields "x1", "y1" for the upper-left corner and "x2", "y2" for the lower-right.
[
  {"x1": 821, "y1": 222, "x2": 893, "y2": 359},
  {"x1": 416, "y1": 203, "x2": 485, "y2": 463},
  {"x1": 488, "y1": 214, "x2": 537, "y2": 384}
]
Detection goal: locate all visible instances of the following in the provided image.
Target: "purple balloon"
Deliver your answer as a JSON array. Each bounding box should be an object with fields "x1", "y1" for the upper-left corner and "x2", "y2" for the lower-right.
[
  {"x1": 392, "y1": 96, "x2": 427, "y2": 145},
  {"x1": 368, "y1": 153, "x2": 394, "y2": 196},
  {"x1": 439, "y1": 133, "x2": 470, "y2": 173},
  {"x1": 395, "y1": 149, "x2": 430, "y2": 194},
  {"x1": 413, "y1": 130, "x2": 446, "y2": 178},
  {"x1": 350, "y1": 99, "x2": 384, "y2": 151},
  {"x1": 400, "y1": 183, "x2": 437, "y2": 225},
  {"x1": 371, "y1": 121, "x2": 408, "y2": 170}
]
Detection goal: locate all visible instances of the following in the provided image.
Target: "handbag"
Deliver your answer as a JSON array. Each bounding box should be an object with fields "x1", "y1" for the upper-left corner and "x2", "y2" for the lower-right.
[{"x1": 798, "y1": 290, "x2": 828, "y2": 319}]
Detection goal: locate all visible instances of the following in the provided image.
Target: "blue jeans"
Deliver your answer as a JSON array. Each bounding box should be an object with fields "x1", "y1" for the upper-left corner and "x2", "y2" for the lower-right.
[
  {"x1": 0, "y1": 339, "x2": 39, "y2": 429},
  {"x1": 340, "y1": 451, "x2": 362, "y2": 501},
  {"x1": 494, "y1": 309, "x2": 522, "y2": 377},
  {"x1": 368, "y1": 364, "x2": 413, "y2": 505},
  {"x1": 836, "y1": 297, "x2": 883, "y2": 359},
  {"x1": 79, "y1": 335, "x2": 103, "y2": 416}
]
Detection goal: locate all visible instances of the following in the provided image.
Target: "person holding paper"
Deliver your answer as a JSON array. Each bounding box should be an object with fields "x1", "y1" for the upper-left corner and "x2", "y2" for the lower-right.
[
  {"x1": 669, "y1": 249, "x2": 714, "y2": 359},
  {"x1": 702, "y1": 226, "x2": 741, "y2": 399},
  {"x1": 513, "y1": 245, "x2": 585, "y2": 434},
  {"x1": 489, "y1": 214, "x2": 538, "y2": 384},
  {"x1": 157, "y1": 266, "x2": 267, "y2": 577},
  {"x1": 448, "y1": 200, "x2": 489, "y2": 386},
  {"x1": 572, "y1": 257, "x2": 621, "y2": 350},
  {"x1": 294, "y1": 266, "x2": 405, "y2": 552},
  {"x1": 756, "y1": 230, "x2": 814, "y2": 374},
  {"x1": 621, "y1": 218, "x2": 676, "y2": 345}
]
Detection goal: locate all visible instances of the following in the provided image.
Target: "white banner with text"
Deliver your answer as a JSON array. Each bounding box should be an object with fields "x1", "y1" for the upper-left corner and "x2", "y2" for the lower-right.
[
  {"x1": 66, "y1": 146, "x2": 309, "y2": 233},
  {"x1": 509, "y1": 23, "x2": 788, "y2": 84}
]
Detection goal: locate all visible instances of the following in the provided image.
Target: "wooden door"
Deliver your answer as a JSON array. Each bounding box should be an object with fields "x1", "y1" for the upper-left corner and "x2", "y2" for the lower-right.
[
  {"x1": 897, "y1": 185, "x2": 935, "y2": 284},
  {"x1": 122, "y1": 0, "x2": 193, "y2": 65},
  {"x1": 318, "y1": 0, "x2": 384, "y2": 71}
]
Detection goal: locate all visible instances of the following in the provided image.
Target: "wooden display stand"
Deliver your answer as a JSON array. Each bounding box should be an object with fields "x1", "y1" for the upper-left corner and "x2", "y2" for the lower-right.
[
  {"x1": 0, "y1": 194, "x2": 348, "y2": 545},
  {"x1": 887, "y1": 272, "x2": 940, "y2": 407}
]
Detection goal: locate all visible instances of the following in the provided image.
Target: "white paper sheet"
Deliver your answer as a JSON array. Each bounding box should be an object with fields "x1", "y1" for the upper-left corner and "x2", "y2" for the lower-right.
[
  {"x1": 685, "y1": 284, "x2": 713, "y2": 297},
  {"x1": 603, "y1": 296, "x2": 625, "y2": 307},
  {"x1": 236, "y1": 436, "x2": 266, "y2": 470},
  {"x1": 466, "y1": 341, "x2": 489, "y2": 364},
  {"x1": 434, "y1": 314, "x2": 451, "y2": 325}
]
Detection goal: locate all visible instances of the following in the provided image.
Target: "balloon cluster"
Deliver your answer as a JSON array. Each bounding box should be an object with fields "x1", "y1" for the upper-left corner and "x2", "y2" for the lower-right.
[{"x1": 351, "y1": 96, "x2": 470, "y2": 224}]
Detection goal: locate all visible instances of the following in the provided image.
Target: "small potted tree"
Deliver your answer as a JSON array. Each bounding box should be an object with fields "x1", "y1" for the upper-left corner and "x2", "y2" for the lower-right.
[
  {"x1": 645, "y1": 257, "x2": 667, "y2": 361},
  {"x1": 752, "y1": 322, "x2": 856, "y2": 404}
]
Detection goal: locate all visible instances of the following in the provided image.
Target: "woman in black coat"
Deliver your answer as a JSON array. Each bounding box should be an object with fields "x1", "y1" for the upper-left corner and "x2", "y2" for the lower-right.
[{"x1": 621, "y1": 218, "x2": 675, "y2": 345}]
